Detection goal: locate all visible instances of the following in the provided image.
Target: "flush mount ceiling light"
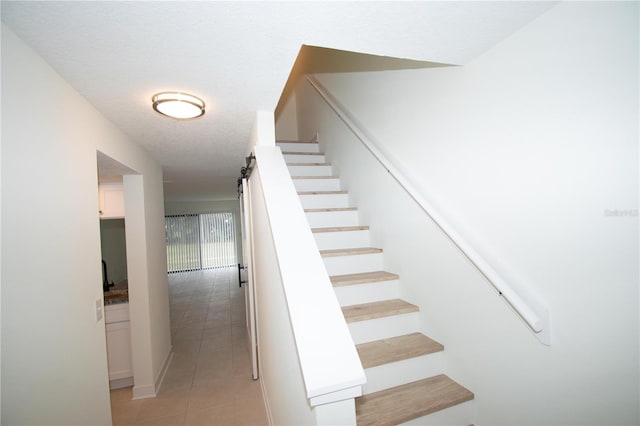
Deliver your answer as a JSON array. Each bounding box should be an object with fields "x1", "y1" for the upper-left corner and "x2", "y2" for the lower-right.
[{"x1": 151, "y1": 91, "x2": 205, "y2": 119}]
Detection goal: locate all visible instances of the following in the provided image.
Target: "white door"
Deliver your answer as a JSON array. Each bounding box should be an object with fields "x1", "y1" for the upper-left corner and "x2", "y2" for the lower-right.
[{"x1": 240, "y1": 178, "x2": 258, "y2": 380}]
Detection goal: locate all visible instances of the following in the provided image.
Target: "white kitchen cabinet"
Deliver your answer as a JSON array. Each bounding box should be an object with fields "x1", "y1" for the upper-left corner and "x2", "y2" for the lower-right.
[
  {"x1": 105, "y1": 303, "x2": 133, "y2": 388},
  {"x1": 98, "y1": 183, "x2": 125, "y2": 219}
]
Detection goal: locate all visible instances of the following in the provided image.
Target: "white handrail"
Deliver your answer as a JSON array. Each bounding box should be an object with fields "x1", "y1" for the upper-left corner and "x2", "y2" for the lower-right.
[{"x1": 307, "y1": 76, "x2": 550, "y2": 344}]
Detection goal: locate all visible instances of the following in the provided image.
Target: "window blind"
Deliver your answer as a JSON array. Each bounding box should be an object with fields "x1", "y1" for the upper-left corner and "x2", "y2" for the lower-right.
[{"x1": 165, "y1": 212, "x2": 237, "y2": 273}]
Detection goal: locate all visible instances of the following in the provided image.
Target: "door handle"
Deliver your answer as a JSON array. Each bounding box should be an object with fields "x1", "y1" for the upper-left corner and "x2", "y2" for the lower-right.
[{"x1": 237, "y1": 263, "x2": 247, "y2": 287}]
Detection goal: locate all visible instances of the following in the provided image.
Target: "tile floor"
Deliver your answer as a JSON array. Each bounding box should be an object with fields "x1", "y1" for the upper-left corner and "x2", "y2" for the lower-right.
[{"x1": 110, "y1": 268, "x2": 269, "y2": 425}]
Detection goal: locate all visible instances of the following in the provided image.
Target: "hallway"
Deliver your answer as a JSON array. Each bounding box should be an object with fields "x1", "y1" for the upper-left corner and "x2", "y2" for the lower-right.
[{"x1": 110, "y1": 268, "x2": 269, "y2": 425}]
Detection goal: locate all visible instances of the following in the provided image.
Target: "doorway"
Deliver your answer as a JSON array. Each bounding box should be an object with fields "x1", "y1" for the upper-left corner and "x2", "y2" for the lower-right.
[{"x1": 97, "y1": 152, "x2": 136, "y2": 392}]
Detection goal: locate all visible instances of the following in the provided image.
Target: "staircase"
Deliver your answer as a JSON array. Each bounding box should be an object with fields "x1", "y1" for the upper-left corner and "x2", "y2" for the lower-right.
[{"x1": 278, "y1": 140, "x2": 474, "y2": 426}]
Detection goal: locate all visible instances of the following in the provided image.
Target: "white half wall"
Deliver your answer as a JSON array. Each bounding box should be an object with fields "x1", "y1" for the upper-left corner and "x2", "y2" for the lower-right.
[
  {"x1": 294, "y1": 2, "x2": 638, "y2": 425},
  {"x1": 247, "y1": 110, "x2": 365, "y2": 424},
  {"x1": 1, "y1": 24, "x2": 170, "y2": 423},
  {"x1": 248, "y1": 166, "x2": 317, "y2": 425},
  {"x1": 246, "y1": 110, "x2": 315, "y2": 424}
]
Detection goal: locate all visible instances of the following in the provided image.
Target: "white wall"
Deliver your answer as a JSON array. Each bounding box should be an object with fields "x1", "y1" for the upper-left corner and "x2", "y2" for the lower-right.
[
  {"x1": 122, "y1": 173, "x2": 171, "y2": 399},
  {"x1": 1, "y1": 24, "x2": 171, "y2": 424},
  {"x1": 164, "y1": 200, "x2": 240, "y2": 216},
  {"x1": 295, "y1": 2, "x2": 638, "y2": 425},
  {"x1": 275, "y1": 93, "x2": 299, "y2": 141}
]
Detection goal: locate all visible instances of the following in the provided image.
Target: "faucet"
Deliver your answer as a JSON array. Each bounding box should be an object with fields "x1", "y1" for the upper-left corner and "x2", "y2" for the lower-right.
[{"x1": 102, "y1": 260, "x2": 114, "y2": 292}]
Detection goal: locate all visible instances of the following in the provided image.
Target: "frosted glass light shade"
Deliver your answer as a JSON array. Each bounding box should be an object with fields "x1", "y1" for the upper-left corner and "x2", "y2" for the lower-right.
[{"x1": 152, "y1": 92, "x2": 205, "y2": 119}]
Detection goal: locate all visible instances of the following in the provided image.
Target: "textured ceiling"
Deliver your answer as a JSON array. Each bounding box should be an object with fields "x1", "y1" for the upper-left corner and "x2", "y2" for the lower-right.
[{"x1": 1, "y1": 1, "x2": 556, "y2": 201}]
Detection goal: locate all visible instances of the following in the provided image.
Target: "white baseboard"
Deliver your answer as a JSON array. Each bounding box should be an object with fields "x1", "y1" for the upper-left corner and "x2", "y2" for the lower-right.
[
  {"x1": 132, "y1": 347, "x2": 173, "y2": 400},
  {"x1": 132, "y1": 383, "x2": 156, "y2": 400},
  {"x1": 154, "y1": 347, "x2": 173, "y2": 393},
  {"x1": 109, "y1": 376, "x2": 134, "y2": 390},
  {"x1": 259, "y1": 376, "x2": 273, "y2": 426}
]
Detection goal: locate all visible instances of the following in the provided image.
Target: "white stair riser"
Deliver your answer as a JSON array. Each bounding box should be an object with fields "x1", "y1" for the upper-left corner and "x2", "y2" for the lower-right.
[
  {"x1": 306, "y1": 210, "x2": 360, "y2": 228},
  {"x1": 313, "y1": 230, "x2": 370, "y2": 250},
  {"x1": 288, "y1": 164, "x2": 333, "y2": 176},
  {"x1": 399, "y1": 400, "x2": 475, "y2": 426},
  {"x1": 283, "y1": 153, "x2": 325, "y2": 163},
  {"x1": 362, "y1": 352, "x2": 445, "y2": 395},
  {"x1": 277, "y1": 142, "x2": 319, "y2": 153},
  {"x1": 322, "y1": 252, "x2": 383, "y2": 276},
  {"x1": 333, "y1": 279, "x2": 399, "y2": 306},
  {"x1": 348, "y1": 312, "x2": 420, "y2": 344},
  {"x1": 298, "y1": 193, "x2": 349, "y2": 209},
  {"x1": 293, "y1": 178, "x2": 341, "y2": 192}
]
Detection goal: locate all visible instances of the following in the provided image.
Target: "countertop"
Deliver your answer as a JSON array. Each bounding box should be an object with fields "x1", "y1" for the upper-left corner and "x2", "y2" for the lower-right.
[{"x1": 104, "y1": 280, "x2": 128, "y2": 305}]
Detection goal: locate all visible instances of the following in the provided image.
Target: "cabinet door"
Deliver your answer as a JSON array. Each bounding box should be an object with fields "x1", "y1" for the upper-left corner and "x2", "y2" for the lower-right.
[
  {"x1": 99, "y1": 184, "x2": 125, "y2": 219},
  {"x1": 105, "y1": 321, "x2": 133, "y2": 380}
]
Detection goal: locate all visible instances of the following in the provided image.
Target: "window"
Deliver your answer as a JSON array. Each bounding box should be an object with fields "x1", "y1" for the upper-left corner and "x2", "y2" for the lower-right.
[{"x1": 165, "y1": 212, "x2": 237, "y2": 273}]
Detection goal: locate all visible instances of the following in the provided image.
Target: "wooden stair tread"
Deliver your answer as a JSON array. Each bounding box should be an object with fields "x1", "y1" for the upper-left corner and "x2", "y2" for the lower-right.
[
  {"x1": 356, "y1": 333, "x2": 444, "y2": 368},
  {"x1": 287, "y1": 162, "x2": 331, "y2": 166},
  {"x1": 281, "y1": 151, "x2": 325, "y2": 155},
  {"x1": 320, "y1": 247, "x2": 382, "y2": 257},
  {"x1": 277, "y1": 140, "x2": 318, "y2": 144},
  {"x1": 355, "y1": 374, "x2": 474, "y2": 426},
  {"x1": 292, "y1": 175, "x2": 339, "y2": 179},
  {"x1": 312, "y1": 226, "x2": 369, "y2": 233},
  {"x1": 330, "y1": 271, "x2": 399, "y2": 287},
  {"x1": 305, "y1": 207, "x2": 357, "y2": 213},
  {"x1": 342, "y1": 299, "x2": 418, "y2": 323},
  {"x1": 297, "y1": 190, "x2": 347, "y2": 195}
]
